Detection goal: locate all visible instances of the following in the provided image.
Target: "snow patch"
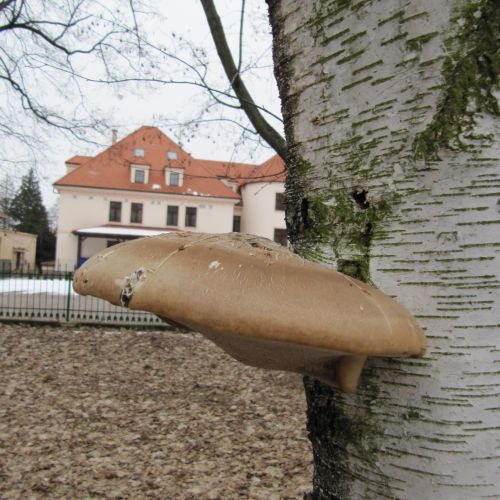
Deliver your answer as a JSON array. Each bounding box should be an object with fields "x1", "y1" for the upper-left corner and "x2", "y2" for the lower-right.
[{"x1": 0, "y1": 278, "x2": 77, "y2": 295}]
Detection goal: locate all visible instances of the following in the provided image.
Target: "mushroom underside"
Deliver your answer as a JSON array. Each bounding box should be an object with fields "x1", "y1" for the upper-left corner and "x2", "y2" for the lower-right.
[
  {"x1": 73, "y1": 232, "x2": 426, "y2": 393},
  {"x1": 203, "y1": 330, "x2": 367, "y2": 393}
]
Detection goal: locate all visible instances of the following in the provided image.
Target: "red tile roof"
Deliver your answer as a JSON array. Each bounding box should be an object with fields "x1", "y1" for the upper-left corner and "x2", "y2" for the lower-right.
[
  {"x1": 242, "y1": 154, "x2": 286, "y2": 186},
  {"x1": 66, "y1": 155, "x2": 92, "y2": 165},
  {"x1": 199, "y1": 158, "x2": 257, "y2": 180},
  {"x1": 200, "y1": 154, "x2": 285, "y2": 190},
  {"x1": 55, "y1": 126, "x2": 285, "y2": 200}
]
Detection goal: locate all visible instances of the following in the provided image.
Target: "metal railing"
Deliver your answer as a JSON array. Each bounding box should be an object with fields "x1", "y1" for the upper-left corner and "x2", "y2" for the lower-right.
[{"x1": 0, "y1": 268, "x2": 164, "y2": 326}]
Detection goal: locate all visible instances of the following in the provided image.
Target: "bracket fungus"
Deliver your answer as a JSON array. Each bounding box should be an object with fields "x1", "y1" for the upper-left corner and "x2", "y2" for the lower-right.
[{"x1": 73, "y1": 232, "x2": 426, "y2": 393}]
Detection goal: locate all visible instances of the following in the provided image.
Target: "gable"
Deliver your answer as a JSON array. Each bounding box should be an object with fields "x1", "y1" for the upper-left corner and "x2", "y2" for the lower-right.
[{"x1": 54, "y1": 127, "x2": 241, "y2": 200}]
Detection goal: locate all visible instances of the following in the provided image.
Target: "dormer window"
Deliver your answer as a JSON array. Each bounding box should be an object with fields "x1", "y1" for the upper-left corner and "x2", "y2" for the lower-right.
[
  {"x1": 167, "y1": 151, "x2": 177, "y2": 160},
  {"x1": 165, "y1": 167, "x2": 183, "y2": 187},
  {"x1": 223, "y1": 179, "x2": 237, "y2": 192},
  {"x1": 134, "y1": 148, "x2": 145, "y2": 157},
  {"x1": 131, "y1": 164, "x2": 149, "y2": 184}
]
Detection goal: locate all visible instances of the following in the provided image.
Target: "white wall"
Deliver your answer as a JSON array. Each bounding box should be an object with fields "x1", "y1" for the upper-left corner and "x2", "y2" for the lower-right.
[
  {"x1": 240, "y1": 182, "x2": 286, "y2": 241},
  {"x1": 81, "y1": 237, "x2": 109, "y2": 259},
  {"x1": 55, "y1": 232, "x2": 78, "y2": 270},
  {"x1": 55, "y1": 187, "x2": 236, "y2": 268}
]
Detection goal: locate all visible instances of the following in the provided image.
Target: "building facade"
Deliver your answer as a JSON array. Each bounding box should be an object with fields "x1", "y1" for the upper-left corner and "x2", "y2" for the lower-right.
[
  {"x1": 0, "y1": 227, "x2": 37, "y2": 271},
  {"x1": 54, "y1": 126, "x2": 286, "y2": 269}
]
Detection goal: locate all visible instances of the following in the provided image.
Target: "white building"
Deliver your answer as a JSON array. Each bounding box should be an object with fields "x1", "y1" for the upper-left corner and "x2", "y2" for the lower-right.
[{"x1": 54, "y1": 126, "x2": 286, "y2": 269}]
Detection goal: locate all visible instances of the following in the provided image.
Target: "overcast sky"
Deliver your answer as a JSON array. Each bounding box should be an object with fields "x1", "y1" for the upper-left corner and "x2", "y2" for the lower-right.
[{"x1": 34, "y1": 0, "x2": 282, "y2": 208}]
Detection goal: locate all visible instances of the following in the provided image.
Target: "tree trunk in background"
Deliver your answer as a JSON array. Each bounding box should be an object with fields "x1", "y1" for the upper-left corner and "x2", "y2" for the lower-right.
[{"x1": 267, "y1": 0, "x2": 499, "y2": 498}]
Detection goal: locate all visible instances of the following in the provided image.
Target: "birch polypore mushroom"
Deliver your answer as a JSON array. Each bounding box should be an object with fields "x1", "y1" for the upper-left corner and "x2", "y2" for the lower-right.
[{"x1": 73, "y1": 232, "x2": 426, "y2": 392}]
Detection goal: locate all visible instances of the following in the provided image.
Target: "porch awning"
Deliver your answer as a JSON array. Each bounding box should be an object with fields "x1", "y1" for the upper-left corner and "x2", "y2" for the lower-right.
[{"x1": 73, "y1": 225, "x2": 173, "y2": 239}]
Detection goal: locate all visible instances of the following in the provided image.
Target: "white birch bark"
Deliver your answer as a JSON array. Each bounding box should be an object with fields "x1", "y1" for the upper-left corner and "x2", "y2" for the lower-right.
[{"x1": 268, "y1": 0, "x2": 500, "y2": 498}]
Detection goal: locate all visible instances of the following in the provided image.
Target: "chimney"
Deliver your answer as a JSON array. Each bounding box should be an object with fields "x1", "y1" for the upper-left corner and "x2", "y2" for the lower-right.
[{"x1": 112, "y1": 129, "x2": 118, "y2": 144}]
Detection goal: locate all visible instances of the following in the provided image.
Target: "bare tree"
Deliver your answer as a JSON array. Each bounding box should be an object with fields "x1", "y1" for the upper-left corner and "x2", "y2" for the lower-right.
[
  {"x1": 0, "y1": 173, "x2": 15, "y2": 226},
  {"x1": 0, "y1": 1, "x2": 135, "y2": 176},
  {"x1": 0, "y1": 0, "x2": 284, "y2": 180}
]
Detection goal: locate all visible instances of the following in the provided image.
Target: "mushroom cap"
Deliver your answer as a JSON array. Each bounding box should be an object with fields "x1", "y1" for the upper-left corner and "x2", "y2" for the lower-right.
[{"x1": 73, "y1": 232, "x2": 426, "y2": 392}]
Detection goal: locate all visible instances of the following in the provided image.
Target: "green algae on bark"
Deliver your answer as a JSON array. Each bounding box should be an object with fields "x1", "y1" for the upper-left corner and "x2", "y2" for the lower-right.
[{"x1": 413, "y1": 0, "x2": 499, "y2": 159}]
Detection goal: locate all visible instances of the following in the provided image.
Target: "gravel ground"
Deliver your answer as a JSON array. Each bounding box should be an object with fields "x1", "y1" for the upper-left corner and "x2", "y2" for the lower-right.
[{"x1": 0, "y1": 323, "x2": 312, "y2": 499}]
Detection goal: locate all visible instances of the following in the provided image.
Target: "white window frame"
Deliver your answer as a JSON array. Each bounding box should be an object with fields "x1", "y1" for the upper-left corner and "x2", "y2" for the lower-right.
[
  {"x1": 165, "y1": 168, "x2": 183, "y2": 187},
  {"x1": 130, "y1": 164, "x2": 150, "y2": 184}
]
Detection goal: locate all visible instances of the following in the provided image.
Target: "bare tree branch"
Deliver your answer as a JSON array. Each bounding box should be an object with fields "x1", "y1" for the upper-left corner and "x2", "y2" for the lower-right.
[
  {"x1": 200, "y1": 0, "x2": 286, "y2": 159},
  {"x1": 0, "y1": 0, "x2": 284, "y2": 179},
  {"x1": 0, "y1": 0, "x2": 15, "y2": 14},
  {"x1": 237, "y1": 0, "x2": 245, "y2": 73}
]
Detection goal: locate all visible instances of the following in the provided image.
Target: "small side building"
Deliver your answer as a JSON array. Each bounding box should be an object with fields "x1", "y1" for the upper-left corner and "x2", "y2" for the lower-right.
[{"x1": 0, "y1": 227, "x2": 37, "y2": 271}]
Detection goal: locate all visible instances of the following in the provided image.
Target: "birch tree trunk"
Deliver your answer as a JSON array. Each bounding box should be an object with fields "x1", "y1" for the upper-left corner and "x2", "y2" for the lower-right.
[{"x1": 267, "y1": 0, "x2": 500, "y2": 498}]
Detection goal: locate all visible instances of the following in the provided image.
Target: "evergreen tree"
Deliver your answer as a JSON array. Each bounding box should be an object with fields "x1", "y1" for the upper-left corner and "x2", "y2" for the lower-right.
[{"x1": 8, "y1": 169, "x2": 55, "y2": 268}]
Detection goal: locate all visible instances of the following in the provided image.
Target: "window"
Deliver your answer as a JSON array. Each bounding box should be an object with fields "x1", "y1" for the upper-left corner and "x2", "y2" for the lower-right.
[
  {"x1": 109, "y1": 201, "x2": 122, "y2": 222},
  {"x1": 134, "y1": 148, "x2": 145, "y2": 157},
  {"x1": 275, "y1": 192, "x2": 286, "y2": 211},
  {"x1": 169, "y1": 172, "x2": 180, "y2": 186},
  {"x1": 185, "y1": 207, "x2": 197, "y2": 227},
  {"x1": 274, "y1": 228, "x2": 287, "y2": 246},
  {"x1": 165, "y1": 168, "x2": 183, "y2": 187},
  {"x1": 134, "y1": 169, "x2": 146, "y2": 183},
  {"x1": 233, "y1": 215, "x2": 241, "y2": 232},
  {"x1": 167, "y1": 151, "x2": 177, "y2": 160},
  {"x1": 131, "y1": 165, "x2": 149, "y2": 184},
  {"x1": 167, "y1": 205, "x2": 179, "y2": 226},
  {"x1": 130, "y1": 203, "x2": 143, "y2": 223}
]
